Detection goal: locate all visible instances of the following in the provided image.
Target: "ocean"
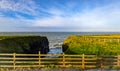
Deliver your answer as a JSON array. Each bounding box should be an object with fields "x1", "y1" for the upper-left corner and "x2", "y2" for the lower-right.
[{"x1": 0, "y1": 32, "x2": 120, "y2": 54}]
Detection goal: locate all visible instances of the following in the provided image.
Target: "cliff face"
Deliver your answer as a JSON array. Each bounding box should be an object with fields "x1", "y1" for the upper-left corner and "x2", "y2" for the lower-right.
[{"x1": 0, "y1": 36, "x2": 49, "y2": 54}]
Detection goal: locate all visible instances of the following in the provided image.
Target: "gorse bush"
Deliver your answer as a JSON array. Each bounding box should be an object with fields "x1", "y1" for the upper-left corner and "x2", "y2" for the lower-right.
[{"x1": 62, "y1": 35, "x2": 120, "y2": 55}]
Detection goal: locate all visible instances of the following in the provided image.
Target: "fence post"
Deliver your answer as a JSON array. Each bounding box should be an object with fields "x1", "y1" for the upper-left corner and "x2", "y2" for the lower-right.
[
  {"x1": 13, "y1": 53, "x2": 16, "y2": 69},
  {"x1": 117, "y1": 55, "x2": 120, "y2": 67},
  {"x1": 82, "y1": 54, "x2": 85, "y2": 69},
  {"x1": 100, "y1": 56, "x2": 103, "y2": 71},
  {"x1": 38, "y1": 51, "x2": 41, "y2": 67},
  {"x1": 62, "y1": 53, "x2": 65, "y2": 67}
]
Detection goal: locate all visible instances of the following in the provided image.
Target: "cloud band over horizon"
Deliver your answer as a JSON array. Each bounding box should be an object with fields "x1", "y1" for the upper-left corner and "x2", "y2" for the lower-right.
[{"x1": 0, "y1": 0, "x2": 120, "y2": 32}]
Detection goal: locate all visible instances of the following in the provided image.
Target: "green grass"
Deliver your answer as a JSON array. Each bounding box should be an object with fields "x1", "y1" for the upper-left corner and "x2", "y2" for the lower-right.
[
  {"x1": 0, "y1": 36, "x2": 46, "y2": 53},
  {"x1": 62, "y1": 34, "x2": 120, "y2": 55}
]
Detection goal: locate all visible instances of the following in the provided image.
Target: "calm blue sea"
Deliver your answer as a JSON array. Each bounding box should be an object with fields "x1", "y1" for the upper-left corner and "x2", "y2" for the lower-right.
[{"x1": 0, "y1": 32, "x2": 120, "y2": 54}]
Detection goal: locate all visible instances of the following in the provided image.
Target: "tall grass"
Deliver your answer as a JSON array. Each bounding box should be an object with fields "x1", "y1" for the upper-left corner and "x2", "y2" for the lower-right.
[{"x1": 63, "y1": 35, "x2": 120, "y2": 55}]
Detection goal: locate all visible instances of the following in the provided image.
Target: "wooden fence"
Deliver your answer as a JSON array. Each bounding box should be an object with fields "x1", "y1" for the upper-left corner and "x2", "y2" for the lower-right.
[{"x1": 0, "y1": 52, "x2": 120, "y2": 69}]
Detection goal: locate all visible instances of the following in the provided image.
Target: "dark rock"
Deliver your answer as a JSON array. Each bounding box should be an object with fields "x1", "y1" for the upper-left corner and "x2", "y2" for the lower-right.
[
  {"x1": 29, "y1": 37, "x2": 49, "y2": 54},
  {"x1": 62, "y1": 43, "x2": 69, "y2": 52},
  {"x1": 0, "y1": 36, "x2": 49, "y2": 54}
]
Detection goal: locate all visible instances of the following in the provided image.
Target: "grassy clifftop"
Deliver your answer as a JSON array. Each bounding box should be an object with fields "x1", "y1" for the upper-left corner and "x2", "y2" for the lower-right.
[
  {"x1": 62, "y1": 35, "x2": 120, "y2": 55},
  {"x1": 0, "y1": 36, "x2": 49, "y2": 54}
]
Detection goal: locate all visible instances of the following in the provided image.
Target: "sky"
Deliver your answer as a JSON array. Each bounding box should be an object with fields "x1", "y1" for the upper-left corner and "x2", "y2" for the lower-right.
[{"x1": 0, "y1": 0, "x2": 120, "y2": 32}]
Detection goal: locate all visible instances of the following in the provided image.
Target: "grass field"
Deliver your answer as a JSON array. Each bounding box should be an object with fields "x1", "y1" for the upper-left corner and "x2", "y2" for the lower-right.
[{"x1": 63, "y1": 34, "x2": 120, "y2": 55}]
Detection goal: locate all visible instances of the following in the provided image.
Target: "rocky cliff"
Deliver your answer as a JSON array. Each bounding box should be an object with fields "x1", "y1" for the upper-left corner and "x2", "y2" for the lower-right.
[{"x1": 0, "y1": 36, "x2": 49, "y2": 54}]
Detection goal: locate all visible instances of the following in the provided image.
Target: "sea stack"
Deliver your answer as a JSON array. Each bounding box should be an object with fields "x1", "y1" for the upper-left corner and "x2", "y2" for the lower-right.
[{"x1": 0, "y1": 36, "x2": 49, "y2": 54}]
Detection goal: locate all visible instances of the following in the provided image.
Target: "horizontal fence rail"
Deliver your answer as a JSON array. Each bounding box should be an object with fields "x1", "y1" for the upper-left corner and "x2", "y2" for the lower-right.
[{"x1": 0, "y1": 52, "x2": 120, "y2": 69}]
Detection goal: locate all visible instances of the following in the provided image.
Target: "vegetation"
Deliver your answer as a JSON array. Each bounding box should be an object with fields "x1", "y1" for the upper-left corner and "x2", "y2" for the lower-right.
[
  {"x1": 62, "y1": 34, "x2": 120, "y2": 55},
  {"x1": 0, "y1": 36, "x2": 48, "y2": 53},
  {"x1": 0, "y1": 67, "x2": 82, "y2": 71}
]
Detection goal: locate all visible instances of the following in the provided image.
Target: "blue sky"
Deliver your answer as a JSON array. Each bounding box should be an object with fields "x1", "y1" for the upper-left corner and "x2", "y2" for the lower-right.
[{"x1": 0, "y1": 0, "x2": 120, "y2": 32}]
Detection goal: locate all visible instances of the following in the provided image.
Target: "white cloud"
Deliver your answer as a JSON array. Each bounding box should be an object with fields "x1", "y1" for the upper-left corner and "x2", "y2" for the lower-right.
[
  {"x1": 0, "y1": 0, "x2": 39, "y2": 32},
  {"x1": 0, "y1": 0, "x2": 38, "y2": 16},
  {"x1": 0, "y1": 16, "x2": 35, "y2": 32},
  {"x1": 0, "y1": 17, "x2": 33, "y2": 27},
  {"x1": 32, "y1": 1, "x2": 120, "y2": 31},
  {"x1": 0, "y1": 0, "x2": 120, "y2": 32}
]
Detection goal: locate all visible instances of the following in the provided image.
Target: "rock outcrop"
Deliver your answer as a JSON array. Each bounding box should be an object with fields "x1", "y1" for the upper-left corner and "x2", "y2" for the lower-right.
[{"x1": 0, "y1": 36, "x2": 49, "y2": 54}]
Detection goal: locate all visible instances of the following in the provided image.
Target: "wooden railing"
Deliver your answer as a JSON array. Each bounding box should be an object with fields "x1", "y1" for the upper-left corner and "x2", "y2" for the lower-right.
[{"x1": 0, "y1": 52, "x2": 120, "y2": 69}]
